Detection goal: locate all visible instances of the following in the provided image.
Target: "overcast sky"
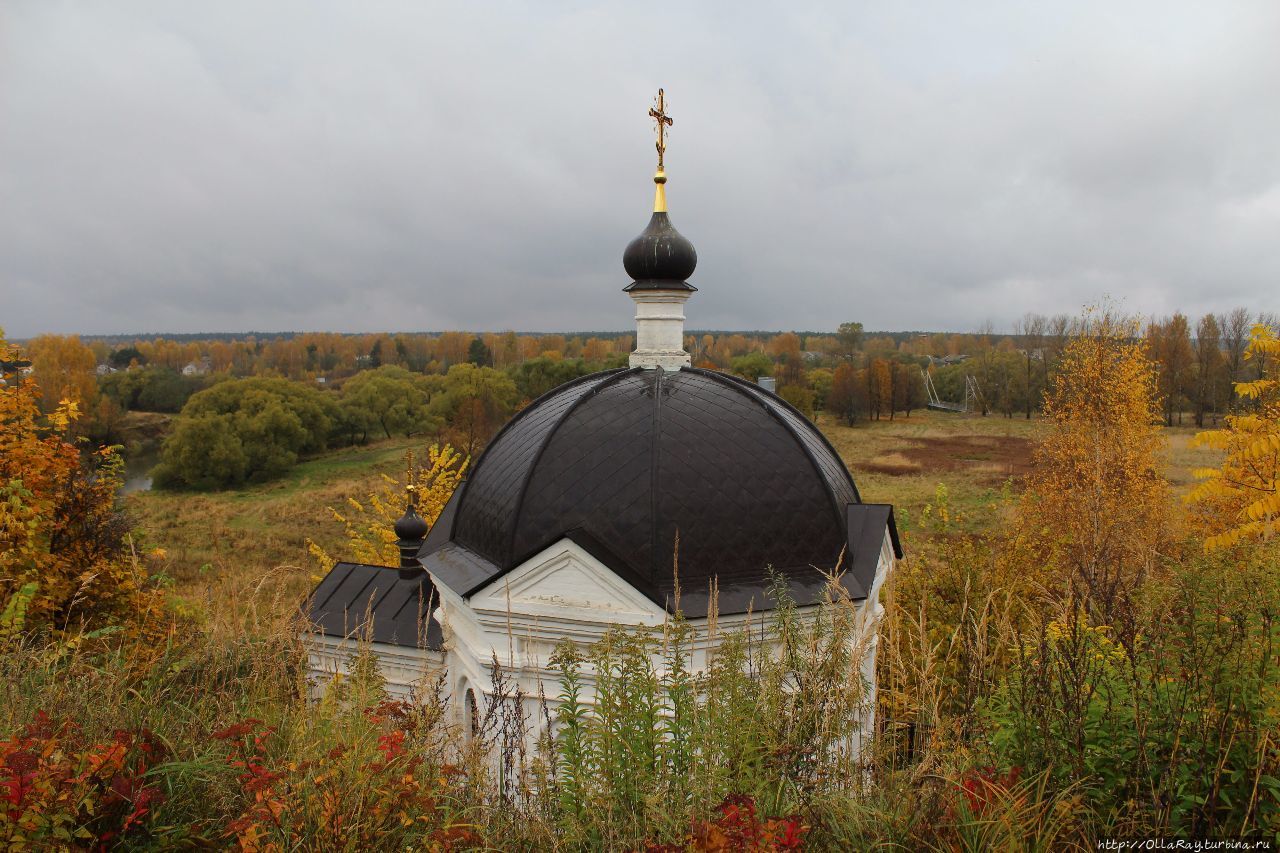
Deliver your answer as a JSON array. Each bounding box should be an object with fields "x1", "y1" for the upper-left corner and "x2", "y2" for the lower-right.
[{"x1": 3, "y1": 2, "x2": 1279, "y2": 338}]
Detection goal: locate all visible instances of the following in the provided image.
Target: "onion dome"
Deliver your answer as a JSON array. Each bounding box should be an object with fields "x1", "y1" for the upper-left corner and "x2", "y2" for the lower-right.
[
  {"x1": 423, "y1": 366, "x2": 901, "y2": 615},
  {"x1": 622, "y1": 171, "x2": 698, "y2": 292},
  {"x1": 394, "y1": 505, "x2": 429, "y2": 542},
  {"x1": 394, "y1": 499, "x2": 430, "y2": 575}
]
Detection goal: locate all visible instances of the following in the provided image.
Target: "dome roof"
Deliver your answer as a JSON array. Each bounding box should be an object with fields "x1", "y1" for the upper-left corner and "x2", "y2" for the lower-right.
[
  {"x1": 394, "y1": 505, "x2": 429, "y2": 541},
  {"x1": 435, "y1": 366, "x2": 870, "y2": 614},
  {"x1": 622, "y1": 212, "x2": 698, "y2": 291}
]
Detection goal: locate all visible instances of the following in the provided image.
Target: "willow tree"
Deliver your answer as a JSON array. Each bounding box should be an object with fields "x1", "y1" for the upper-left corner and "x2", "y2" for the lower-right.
[
  {"x1": 1187, "y1": 323, "x2": 1280, "y2": 550},
  {"x1": 1010, "y1": 310, "x2": 1169, "y2": 629}
]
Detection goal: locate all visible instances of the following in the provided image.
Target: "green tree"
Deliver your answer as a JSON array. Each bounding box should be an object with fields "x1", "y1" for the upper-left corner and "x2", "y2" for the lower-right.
[
  {"x1": 467, "y1": 337, "x2": 493, "y2": 367},
  {"x1": 153, "y1": 414, "x2": 250, "y2": 489},
  {"x1": 778, "y1": 384, "x2": 815, "y2": 417},
  {"x1": 729, "y1": 352, "x2": 773, "y2": 382},
  {"x1": 153, "y1": 377, "x2": 339, "y2": 488},
  {"x1": 836, "y1": 321, "x2": 864, "y2": 360},
  {"x1": 431, "y1": 364, "x2": 519, "y2": 456},
  {"x1": 807, "y1": 368, "x2": 833, "y2": 411},
  {"x1": 107, "y1": 346, "x2": 145, "y2": 369},
  {"x1": 508, "y1": 356, "x2": 596, "y2": 401},
  {"x1": 100, "y1": 366, "x2": 209, "y2": 413},
  {"x1": 340, "y1": 366, "x2": 441, "y2": 440}
]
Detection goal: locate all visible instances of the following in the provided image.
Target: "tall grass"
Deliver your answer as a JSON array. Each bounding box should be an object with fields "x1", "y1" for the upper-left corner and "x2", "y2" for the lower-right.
[{"x1": 3, "y1": 513, "x2": 1277, "y2": 848}]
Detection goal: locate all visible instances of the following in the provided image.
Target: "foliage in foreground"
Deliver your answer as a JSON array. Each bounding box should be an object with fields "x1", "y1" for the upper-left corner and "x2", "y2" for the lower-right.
[
  {"x1": 0, "y1": 331, "x2": 153, "y2": 638},
  {"x1": 0, "y1": 579, "x2": 867, "y2": 850},
  {"x1": 5, "y1": 312, "x2": 1280, "y2": 848},
  {"x1": 880, "y1": 311, "x2": 1280, "y2": 842},
  {"x1": 1188, "y1": 322, "x2": 1280, "y2": 549}
]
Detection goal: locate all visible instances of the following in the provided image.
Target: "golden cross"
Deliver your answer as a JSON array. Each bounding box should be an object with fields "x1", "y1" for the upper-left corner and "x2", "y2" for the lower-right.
[
  {"x1": 405, "y1": 449, "x2": 418, "y2": 507},
  {"x1": 649, "y1": 88, "x2": 673, "y2": 171}
]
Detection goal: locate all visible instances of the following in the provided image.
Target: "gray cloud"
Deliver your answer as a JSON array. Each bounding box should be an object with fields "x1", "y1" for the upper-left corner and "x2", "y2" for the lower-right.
[{"x1": 3, "y1": 1, "x2": 1279, "y2": 338}]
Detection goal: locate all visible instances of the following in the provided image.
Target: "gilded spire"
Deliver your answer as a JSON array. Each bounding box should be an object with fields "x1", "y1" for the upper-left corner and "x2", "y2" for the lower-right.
[
  {"x1": 404, "y1": 449, "x2": 418, "y2": 509},
  {"x1": 648, "y1": 88, "x2": 673, "y2": 212}
]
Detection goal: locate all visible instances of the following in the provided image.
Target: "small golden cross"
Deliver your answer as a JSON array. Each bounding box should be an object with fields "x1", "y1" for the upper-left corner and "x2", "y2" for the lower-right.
[
  {"x1": 405, "y1": 450, "x2": 418, "y2": 507},
  {"x1": 649, "y1": 88, "x2": 673, "y2": 171}
]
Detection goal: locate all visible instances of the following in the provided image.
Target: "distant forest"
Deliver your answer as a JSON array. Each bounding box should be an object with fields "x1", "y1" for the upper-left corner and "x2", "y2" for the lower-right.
[{"x1": 10, "y1": 307, "x2": 1275, "y2": 488}]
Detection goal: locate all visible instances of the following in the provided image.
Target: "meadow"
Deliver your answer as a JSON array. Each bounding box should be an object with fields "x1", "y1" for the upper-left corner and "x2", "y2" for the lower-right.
[
  {"x1": 126, "y1": 436, "x2": 420, "y2": 615},
  {"x1": 7, "y1": 320, "x2": 1275, "y2": 848},
  {"x1": 126, "y1": 410, "x2": 1221, "y2": 600}
]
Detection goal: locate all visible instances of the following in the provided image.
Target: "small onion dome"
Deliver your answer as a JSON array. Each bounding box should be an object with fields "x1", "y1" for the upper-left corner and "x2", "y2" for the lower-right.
[
  {"x1": 394, "y1": 505, "x2": 429, "y2": 542},
  {"x1": 622, "y1": 173, "x2": 698, "y2": 292}
]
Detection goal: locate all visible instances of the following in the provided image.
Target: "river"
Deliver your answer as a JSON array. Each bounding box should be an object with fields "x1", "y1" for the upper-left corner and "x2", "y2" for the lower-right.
[{"x1": 121, "y1": 449, "x2": 159, "y2": 494}]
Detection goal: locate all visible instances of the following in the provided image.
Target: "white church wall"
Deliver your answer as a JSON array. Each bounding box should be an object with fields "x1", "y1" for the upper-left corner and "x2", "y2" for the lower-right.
[
  {"x1": 307, "y1": 530, "x2": 896, "y2": 757},
  {"x1": 428, "y1": 533, "x2": 896, "y2": 747},
  {"x1": 305, "y1": 634, "x2": 446, "y2": 702}
]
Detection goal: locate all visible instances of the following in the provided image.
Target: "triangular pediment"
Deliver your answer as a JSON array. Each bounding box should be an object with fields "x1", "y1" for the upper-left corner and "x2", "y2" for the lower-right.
[{"x1": 468, "y1": 539, "x2": 664, "y2": 625}]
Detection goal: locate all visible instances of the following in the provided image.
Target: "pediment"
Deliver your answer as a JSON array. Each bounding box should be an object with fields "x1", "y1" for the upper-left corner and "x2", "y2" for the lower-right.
[{"x1": 469, "y1": 539, "x2": 664, "y2": 625}]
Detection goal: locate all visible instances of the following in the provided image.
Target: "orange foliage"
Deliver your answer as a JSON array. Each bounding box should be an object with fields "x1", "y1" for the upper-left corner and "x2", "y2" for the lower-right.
[
  {"x1": 1, "y1": 331, "x2": 151, "y2": 635},
  {"x1": 24, "y1": 334, "x2": 98, "y2": 415},
  {"x1": 1010, "y1": 310, "x2": 1169, "y2": 624},
  {"x1": 1187, "y1": 323, "x2": 1280, "y2": 549},
  {"x1": 213, "y1": 705, "x2": 479, "y2": 850}
]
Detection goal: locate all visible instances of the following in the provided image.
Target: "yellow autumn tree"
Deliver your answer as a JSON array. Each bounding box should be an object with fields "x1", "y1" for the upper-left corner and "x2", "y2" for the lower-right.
[
  {"x1": 1010, "y1": 309, "x2": 1169, "y2": 625},
  {"x1": 24, "y1": 333, "x2": 99, "y2": 416},
  {"x1": 308, "y1": 444, "x2": 467, "y2": 576},
  {"x1": 1186, "y1": 323, "x2": 1280, "y2": 550},
  {"x1": 0, "y1": 330, "x2": 149, "y2": 637}
]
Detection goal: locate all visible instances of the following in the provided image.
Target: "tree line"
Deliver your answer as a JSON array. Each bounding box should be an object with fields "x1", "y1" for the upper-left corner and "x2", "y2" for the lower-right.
[{"x1": 15, "y1": 305, "x2": 1277, "y2": 485}]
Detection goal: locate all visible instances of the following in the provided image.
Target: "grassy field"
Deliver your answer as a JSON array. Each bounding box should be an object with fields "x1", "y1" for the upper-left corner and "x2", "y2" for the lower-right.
[
  {"x1": 128, "y1": 411, "x2": 1222, "y2": 609},
  {"x1": 822, "y1": 409, "x2": 1218, "y2": 533},
  {"x1": 126, "y1": 436, "x2": 422, "y2": 615}
]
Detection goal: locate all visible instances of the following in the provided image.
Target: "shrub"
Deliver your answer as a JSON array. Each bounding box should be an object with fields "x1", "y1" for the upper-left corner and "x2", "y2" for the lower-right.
[
  {"x1": 502, "y1": 575, "x2": 876, "y2": 849},
  {"x1": 1, "y1": 329, "x2": 151, "y2": 635},
  {"x1": 1, "y1": 714, "x2": 169, "y2": 848},
  {"x1": 986, "y1": 546, "x2": 1280, "y2": 836},
  {"x1": 211, "y1": 704, "x2": 477, "y2": 849},
  {"x1": 153, "y1": 377, "x2": 341, "y2": 488}
]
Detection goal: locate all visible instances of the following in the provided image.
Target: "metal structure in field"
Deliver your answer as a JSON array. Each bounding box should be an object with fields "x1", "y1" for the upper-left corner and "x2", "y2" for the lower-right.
[{"x1": 921, "y1": 367, "x2": 984, "y2": 413}]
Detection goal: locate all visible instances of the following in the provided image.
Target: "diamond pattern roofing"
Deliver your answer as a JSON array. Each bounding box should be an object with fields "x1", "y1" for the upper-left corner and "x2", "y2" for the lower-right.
[{"x1": 435, "y1": 366, "x2": 897, "y2": 614}]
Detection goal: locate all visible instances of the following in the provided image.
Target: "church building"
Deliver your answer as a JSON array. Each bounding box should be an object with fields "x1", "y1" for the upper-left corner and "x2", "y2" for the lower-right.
[{"x1": 305, "y1": 92, "x2": 901, "y2": 744}]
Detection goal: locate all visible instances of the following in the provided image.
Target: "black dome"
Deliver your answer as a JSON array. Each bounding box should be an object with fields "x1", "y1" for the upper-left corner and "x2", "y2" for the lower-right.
[
  {"x1": 394, "y1": 505, "x2": 429, "y2": 541},
  {"x1": 622, "y1": 212, "x2": 698, "y2": 291},
  {"x1": 443, "y1": 366, "x2": 863, "y2": 614}
]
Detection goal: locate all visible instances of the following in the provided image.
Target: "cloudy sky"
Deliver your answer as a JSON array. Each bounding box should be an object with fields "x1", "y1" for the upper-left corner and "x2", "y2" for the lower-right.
[{"x1": 3, "y1": 2, "x2": 1279, "y2": 338}]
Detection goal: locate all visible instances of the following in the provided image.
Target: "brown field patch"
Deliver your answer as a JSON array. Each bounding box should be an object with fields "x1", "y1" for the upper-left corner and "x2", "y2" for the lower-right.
[{"x1": 853, "y1": 434, "x2": 1035, "y2": 484}]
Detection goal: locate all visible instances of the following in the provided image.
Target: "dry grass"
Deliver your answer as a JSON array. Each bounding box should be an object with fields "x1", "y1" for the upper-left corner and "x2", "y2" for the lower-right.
[
  {"x1": 819, "y1": 410, "x2": 1043, "y2": 531},
  {"x1": 124, "y1": 411, "x2": 1225, "y2": 610},
  {"x1": 125, "y1": 436, "x2": 422, "y2": 612},
  {"x1": 819, "y1": 410, "x2": 1224, "y2": 532}
]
